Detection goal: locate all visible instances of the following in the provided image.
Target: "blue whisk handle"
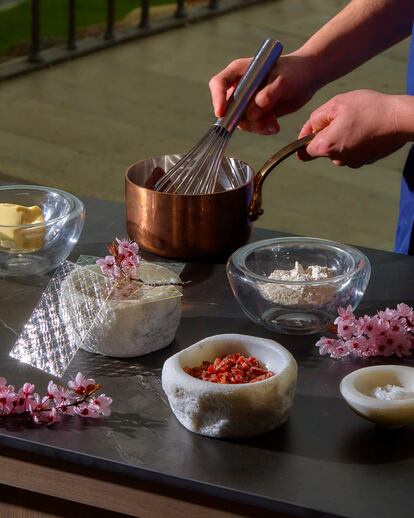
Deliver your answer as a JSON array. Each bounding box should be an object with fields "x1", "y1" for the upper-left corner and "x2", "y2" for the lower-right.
[{"x1": 215, "y1": 38, "x2": 283, "y2": 133}]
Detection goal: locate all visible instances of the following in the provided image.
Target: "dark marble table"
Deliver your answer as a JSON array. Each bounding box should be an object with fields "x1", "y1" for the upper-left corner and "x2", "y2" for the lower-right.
[{"x1": 0, "y1": 196, "x2": 414, "y2": 517}]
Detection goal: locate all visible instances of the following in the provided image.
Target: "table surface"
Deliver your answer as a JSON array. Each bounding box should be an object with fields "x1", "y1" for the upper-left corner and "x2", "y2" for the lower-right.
[{"x1": 1, "y1": 196, "x2": 414, "y2": 518}]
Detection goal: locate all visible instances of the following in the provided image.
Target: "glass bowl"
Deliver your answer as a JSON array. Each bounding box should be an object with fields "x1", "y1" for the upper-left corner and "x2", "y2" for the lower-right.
[
  {"x1": 227, "y1": 237, "x2": 371, "y2": 335},
  {"x1": 0, "y1": 185, "x2": 85, "y2": 276}
]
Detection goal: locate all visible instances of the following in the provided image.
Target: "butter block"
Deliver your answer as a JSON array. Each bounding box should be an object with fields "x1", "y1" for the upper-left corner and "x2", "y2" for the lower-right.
[{"x1": 0, "y1": 203, "x2": 45, "y2": 251}]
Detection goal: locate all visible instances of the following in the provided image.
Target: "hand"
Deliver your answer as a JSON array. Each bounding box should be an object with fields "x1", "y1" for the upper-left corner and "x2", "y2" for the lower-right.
[
  {"x1": 209, "y1": 52, "x2": 317, "y2": 135},
  {"x1": 297, "y1": 90, "x2": 408, "y2": 168}
]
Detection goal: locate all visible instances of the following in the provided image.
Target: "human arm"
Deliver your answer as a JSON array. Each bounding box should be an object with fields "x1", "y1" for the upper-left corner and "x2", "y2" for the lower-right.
[{"x1": 209, "y1": 0, "x2": 414, "y2": 134}]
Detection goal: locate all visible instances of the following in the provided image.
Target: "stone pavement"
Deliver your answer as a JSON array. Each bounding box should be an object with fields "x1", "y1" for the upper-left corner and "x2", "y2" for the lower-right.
[{"x1": 0, "y1": 0, "x2": 410, "y2": 250}]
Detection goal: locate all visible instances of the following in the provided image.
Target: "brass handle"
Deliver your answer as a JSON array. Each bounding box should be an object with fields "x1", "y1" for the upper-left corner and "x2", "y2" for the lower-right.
[{"x1": 248, "y1": 133, "x2": 316, "y2": 221}]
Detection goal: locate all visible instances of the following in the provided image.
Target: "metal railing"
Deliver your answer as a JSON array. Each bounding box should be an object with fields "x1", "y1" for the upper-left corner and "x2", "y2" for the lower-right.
[{"x1": 0, "y1": 0, "x2": 269, "y2": 81}]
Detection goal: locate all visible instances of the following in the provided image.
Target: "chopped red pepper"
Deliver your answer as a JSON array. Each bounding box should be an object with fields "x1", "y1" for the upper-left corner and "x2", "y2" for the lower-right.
[{"x1": 184, "y1": 353, "x2": 275, "y2": 384}]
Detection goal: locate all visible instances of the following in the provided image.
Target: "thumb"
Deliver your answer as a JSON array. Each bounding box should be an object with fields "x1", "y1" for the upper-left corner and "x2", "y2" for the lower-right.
[
  {"x1": 296, "y1": 102, "x2": 336, "y2": 161},
  {"x1": 209, "y1": 58, "x2": 251, "y2": 118},
  {"x1": 296, "y1": 119, "x2": 314, "y2": 161},
  {"x1": 307, "y1": 102, "x2": 335, "y2": 132}
]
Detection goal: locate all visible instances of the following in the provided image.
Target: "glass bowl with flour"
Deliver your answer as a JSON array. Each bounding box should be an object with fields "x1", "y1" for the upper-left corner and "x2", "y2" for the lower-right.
[{"x1": 227, "y1": 237, "x2": 371, "y2": 334}]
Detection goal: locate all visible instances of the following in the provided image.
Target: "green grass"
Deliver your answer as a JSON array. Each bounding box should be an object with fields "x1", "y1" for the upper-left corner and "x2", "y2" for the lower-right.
[{"x1": 0, "y1": 0, "x2": 174, "y2": 58}]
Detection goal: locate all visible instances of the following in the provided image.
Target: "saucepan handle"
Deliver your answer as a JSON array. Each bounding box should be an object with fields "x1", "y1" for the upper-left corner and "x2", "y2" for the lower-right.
[{"x1": 248, "y1": 133, "x2": 316, "y2": 221}]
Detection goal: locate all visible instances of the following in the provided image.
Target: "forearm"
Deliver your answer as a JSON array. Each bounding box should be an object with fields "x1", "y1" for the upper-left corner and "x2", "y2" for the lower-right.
[
  {"x1": 395, "y1": 95, "x2": 414, "y2": 141},
  {"x1": 295, "y1": 0, "x2": 414, "y2": 91}
]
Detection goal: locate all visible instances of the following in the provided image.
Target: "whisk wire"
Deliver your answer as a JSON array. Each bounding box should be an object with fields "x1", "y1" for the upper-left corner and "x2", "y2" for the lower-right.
[
  {"x1": 153, "y1": 39, "x2": 283, "y2": 195},
  {"x1": 182, "y1": 128, "x2": 223, "y2": 195},
  {"x1": 194, "y1": 127, "x2": 229, "y2": 195},
  {"x1": 200, "y1": 130, "x2": 230, "y2": 194}
]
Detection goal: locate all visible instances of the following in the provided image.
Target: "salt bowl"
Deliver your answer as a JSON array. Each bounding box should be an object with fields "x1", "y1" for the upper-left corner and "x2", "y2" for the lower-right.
[
  {"x1": 162, "y1": 334, "x2": 297, "y2": 438},
  {"x1": 340, "y1": 365, "x2": 414, "y2": 427}
]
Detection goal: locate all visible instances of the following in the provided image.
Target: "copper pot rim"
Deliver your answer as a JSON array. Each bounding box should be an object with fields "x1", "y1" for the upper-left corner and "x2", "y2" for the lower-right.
[
  {"x1": 125, "y1": 134, "x2": 315, "y2": 222},
  {"x1": 124, "y1": 153, "x2": 254, "y2": 198}
]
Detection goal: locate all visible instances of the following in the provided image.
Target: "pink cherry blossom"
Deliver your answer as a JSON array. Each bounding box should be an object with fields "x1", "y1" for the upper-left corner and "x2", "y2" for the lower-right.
[
  {"x1": 0, "y1": 373, "x2": 111, "y2": 425},
  {"x1": 330, "y1": 343, "x2": 350, "y2": 359},
  {"x1": 396, "y1": 303, "x2": 413, "y2": 319},
  {"x1": 388, "y1": 318, "x2": 408, "y2": 336},
  {"x1": 96, "y1": 255, "x2": 121, "y2": 279},
  {"x1": 334, "y1": 305, "x2": 355, "y2": 324},
  {"x1": 378, "y1": 307, "x2": 398, "y2": 321},
  {"x1": 345, "y1": 336, "x2": 370, "y2": 356},
  {"x1": 317, "y1": 304, "x2": 414, "y2": 359},
  {"x1": 15, "y1": 383, "x2": 37, "y2": 412},
  {"x1": 394, "y1": 335, "x2": 413, "y2": 357},
  {"x1": 116, "y1": 238, "x2": 139, "y2": 259},
  {"x1": 0, "y1": 385, "x2": 17, "y2": 414},
  {"x1": 315, "y1": 337, "x2": 336, "y2": 355},
  {"x1": 357, "y1": 315, "x2": 385, "y2": 338},
  {"x1": 74, "y1": 402, "x2": 102, "y2": 418},
  {"x1": 97, "y1": 238, "x2": 140, "y2": 279},
  {"x1": 89, "y1": 395, "x2": 112, "y2": 417},
  {"x1": 68, "y1": 372, "x2": 97, "y2": 396},
  {"x1": 33, "y1": 406, "x2": 61, "y2": 425},
  {"x1": 337, "y1": 319, "x2": 357, "y2": 340}
]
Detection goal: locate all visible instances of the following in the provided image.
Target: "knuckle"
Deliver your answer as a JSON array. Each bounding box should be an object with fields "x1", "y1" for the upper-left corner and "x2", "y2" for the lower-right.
[
  {"x1": 208, "y1": 77, "x2": 216, "y2": 89},
  {"x1": 312, "y1": 137, "x2": 334, "y2": 156},
  {"x1": 258, "y1": 89, "x2": 272, "y2": 107},
  {"x1": 233, "y1": 58, "x2": 248, "y2": 69}
]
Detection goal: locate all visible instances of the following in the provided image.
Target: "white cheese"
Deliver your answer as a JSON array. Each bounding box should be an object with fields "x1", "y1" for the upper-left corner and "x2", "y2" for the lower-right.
[{"x1": 60, "y1": 262, "x2": 182, "y2": 357}]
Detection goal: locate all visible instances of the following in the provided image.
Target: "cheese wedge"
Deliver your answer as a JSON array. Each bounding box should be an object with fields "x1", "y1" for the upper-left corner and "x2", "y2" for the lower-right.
[{"x1": 0, "y1": 203, "x2": 45, "y2": 251}]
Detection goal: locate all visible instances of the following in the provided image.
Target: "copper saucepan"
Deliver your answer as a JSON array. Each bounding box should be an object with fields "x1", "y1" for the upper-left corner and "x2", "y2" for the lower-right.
[{"x1": 125, "y1": 134, "x2": 314, "y2": 260}]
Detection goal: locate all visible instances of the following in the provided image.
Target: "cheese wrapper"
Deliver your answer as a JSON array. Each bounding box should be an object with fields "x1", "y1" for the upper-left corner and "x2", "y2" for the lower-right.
[{"x1": 0, "y1": 203, "x2": 45, "y2": 251}]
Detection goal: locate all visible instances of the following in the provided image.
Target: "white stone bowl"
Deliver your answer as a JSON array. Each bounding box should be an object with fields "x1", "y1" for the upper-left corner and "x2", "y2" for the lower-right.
[
  {"x1": 340, "y1": 365, "x2": 414, "y2": 427},
  {"x1": 162, "y1": 334, "x2": 297, "y2": 438}
]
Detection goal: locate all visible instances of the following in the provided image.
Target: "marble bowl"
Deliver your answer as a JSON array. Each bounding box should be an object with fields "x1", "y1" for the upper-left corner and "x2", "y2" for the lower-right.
[
  {"x1": 162, "y1": 334, "x2": 297, "y2": 438},
  {"x1": 340, "y1": 365, "x2": 414, "y2": 427}
]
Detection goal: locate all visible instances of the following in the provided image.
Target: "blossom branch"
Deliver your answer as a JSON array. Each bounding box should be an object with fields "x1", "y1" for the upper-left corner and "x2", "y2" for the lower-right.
[
  {"x1": 316, "y1": 304, "x2": 414, "y2": 359},
  {"x1": 0, "y1": 372, "x2": 112, "y2": 425}
]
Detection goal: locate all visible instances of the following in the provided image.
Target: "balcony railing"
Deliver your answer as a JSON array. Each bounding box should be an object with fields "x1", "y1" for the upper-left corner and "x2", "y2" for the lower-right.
[{"x1": 0, "y1": 0, "x2": 269, "y2": 81}]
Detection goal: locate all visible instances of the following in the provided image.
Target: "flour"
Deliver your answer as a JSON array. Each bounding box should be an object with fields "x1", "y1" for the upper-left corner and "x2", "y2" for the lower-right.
[
  {"x1": 259, "y1": 261, "x2": 336, "y2": 306},
  {"x1": 373, "y1": 384, "x2": 414, "y2": 400}
]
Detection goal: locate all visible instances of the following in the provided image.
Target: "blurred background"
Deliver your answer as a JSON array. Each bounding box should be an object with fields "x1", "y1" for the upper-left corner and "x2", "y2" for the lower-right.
[{"x1": 0, "y1": 0, "x2": 410, "y2": 251}]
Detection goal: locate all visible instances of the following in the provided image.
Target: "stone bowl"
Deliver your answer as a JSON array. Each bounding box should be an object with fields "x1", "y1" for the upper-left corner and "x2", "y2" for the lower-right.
[
  {"x1": 162, "y1": 333, "x2": 297, "y2": 438},
  {"x1": 340, "y1": 365, "x2": 414, "y2": 427}
]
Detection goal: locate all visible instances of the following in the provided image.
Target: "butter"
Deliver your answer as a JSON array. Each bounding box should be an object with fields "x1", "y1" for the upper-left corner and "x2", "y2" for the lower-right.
[{"x1": 0, "y1": 203, "x2": 45, "y2": 251}]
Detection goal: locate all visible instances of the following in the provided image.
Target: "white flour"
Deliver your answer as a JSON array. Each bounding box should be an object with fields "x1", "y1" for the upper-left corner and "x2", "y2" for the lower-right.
[
  {"x1": 259, "y1": 261, "x2": 335, "y2": 306},
  {"x1": 373, "y1": 384, "x2": 414, "y2": 400}
]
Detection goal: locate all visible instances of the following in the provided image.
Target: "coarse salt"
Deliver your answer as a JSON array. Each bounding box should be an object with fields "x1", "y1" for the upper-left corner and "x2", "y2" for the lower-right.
[
  {"x1": 373, "y1": 384, "x2": 414, "y2": 400},
  {"x1": 259, "y1": 261, "x2": 335, "y2": 306}
]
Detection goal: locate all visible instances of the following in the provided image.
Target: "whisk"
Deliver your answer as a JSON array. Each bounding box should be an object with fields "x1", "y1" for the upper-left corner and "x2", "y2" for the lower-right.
[{"x1": 154, "y1": 38, "x2": 283, "y2": 195}]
